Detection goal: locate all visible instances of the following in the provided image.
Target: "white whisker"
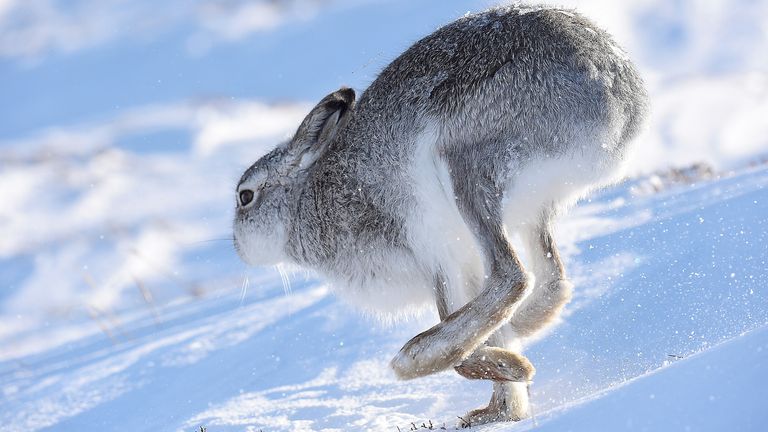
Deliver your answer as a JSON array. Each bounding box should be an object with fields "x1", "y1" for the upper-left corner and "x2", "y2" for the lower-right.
[
  {"x1": 277, "y1": 264, "x2": 292, "y2": 295},
  {"x1": 240, "y1": 274, "x2": 249, "y2": 305}
]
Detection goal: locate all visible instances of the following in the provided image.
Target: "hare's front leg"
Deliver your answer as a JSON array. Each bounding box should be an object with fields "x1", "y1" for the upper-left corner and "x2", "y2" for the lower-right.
[
  {"x1": 390, "y1": 158, "x2": 531, "y2": 380},
  {"x1": 434, "y1": 273, "x2": 535, "y2": 383}
]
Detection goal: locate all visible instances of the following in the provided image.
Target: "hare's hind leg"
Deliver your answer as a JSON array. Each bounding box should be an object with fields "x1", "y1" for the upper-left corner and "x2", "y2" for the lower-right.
[
  {"x1": 458, "y1": 306, "x2": 533, "y2": 426},
  {"x1": 390, "y1": 155, "x2": 531, "y2": 380},
  {"x1": 460, "y1": 219, "x2": 574, "y2": 427},
  {"x1": 509, "y1": 219, "x2": 573, "y2": 337}
]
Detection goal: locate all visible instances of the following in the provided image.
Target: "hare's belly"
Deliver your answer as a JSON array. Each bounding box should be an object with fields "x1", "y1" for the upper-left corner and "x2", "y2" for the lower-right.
[
  {"x1": 503, "y1": 147, "x2": 627, "y2": 228},
  {"x1": 328, "y1": 249, "x2": 436, "y2": 318}
]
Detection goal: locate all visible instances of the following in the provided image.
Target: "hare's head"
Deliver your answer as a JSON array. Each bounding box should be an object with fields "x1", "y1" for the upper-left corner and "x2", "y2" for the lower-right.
[{"x1": 233, "y1": 87, "x2": 355, "y2": 265}]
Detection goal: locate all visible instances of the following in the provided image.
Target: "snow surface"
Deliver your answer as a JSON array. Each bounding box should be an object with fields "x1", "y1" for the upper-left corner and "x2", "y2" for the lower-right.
[
  {"x1": 1, "y1": 0, "x2": 768, "y2": 430},
  {"x1": 525, "y1": 325, "x2": 768, "y2": 432}
]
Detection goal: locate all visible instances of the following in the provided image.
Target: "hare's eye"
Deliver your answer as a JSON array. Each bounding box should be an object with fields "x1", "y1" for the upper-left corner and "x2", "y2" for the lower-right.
[{"x1": 239, "y1": 189, "x2": 255, "y2": 206}]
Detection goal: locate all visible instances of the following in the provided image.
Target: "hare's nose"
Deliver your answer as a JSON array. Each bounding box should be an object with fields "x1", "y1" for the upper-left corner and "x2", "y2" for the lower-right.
[{"x1": 239, "y1": 189, "x2": 254, "y2": 206}]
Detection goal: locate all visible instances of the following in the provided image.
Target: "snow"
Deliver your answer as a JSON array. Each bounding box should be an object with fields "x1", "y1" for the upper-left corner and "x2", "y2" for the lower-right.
[
  {"x1": 525, "y1": 326, "x2": 768, "y2": 432},
  {"x1": 1, "y1": 0, "x2": 767, "y2": 430}
]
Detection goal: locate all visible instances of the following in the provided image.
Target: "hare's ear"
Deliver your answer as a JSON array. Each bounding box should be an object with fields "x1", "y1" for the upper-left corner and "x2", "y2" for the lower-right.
[{"x1": 291, "y1": 87, "x2": 355, "y2": 166}]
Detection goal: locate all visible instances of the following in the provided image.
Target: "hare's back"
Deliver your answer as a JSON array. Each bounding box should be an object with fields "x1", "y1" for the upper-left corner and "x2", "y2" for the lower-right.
[{"x1": 350, "y1": 6, "x2": 647, "y2": 156}]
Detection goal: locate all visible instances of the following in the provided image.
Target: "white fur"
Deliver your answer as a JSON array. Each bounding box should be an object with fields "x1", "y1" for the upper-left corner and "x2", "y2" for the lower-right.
[
  {"x1": 234, "y1": 221, "x2": 288, "y2": 266},
  {"x1": 326, "y1": 250, "x2": 433, "y2": 319},
  {"x1": 405, "y1": 123, "x2": 485, "y2": 311},
  {"x1": 503, "y1": 144, "x2": 627, "y2": 230}
]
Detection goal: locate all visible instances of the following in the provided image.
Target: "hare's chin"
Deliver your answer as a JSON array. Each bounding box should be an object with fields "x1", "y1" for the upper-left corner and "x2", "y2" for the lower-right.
[{"x1": 234, "y1": 230, "x2": 286, "y2": 266}]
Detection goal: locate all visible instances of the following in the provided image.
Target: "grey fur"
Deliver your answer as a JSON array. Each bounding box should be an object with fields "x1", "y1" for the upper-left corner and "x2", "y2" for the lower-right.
[{"x1": 233, "y1": 5, "x2": 648, "y2": 425}]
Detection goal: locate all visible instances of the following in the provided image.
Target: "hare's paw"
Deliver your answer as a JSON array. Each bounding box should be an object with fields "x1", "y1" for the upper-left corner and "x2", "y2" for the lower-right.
[
  {"x1": 454, "y1": 347, "x2": 535, "y2": 382},
  {"x1": 459, "y1": 405, "x2": 524, "y2": 428},
  {"x1": 459, "y1": 406, "x2": 512, "y2": 428},
  {"x1": 390, "y1": 323, "x2": 465, "y2": 380},
  {"x1": 459, "y1": 382, "x2": 530, "y2": 427}
]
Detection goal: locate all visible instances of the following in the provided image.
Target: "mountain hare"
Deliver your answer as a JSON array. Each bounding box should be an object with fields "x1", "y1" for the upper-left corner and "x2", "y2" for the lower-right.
[{"x1": 234, "y1": 5, "x2": 647, "y2": 426}]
